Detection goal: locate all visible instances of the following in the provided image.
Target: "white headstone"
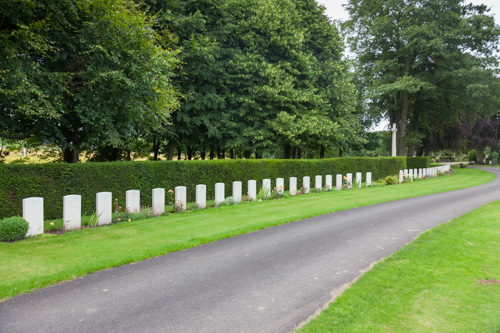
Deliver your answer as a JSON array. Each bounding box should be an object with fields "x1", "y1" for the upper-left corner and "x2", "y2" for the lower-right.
[
  {"x1": 276, "y1": 178, "x2": 284, "y2": 192},
  {"x1": 96, "y1": 192, "x2": 112, "y2": 225},
  {"x1": 152, "y1": 188, "x2": 165, "y2": 216},
  {"x1": 196, "y1": 184, "x2": 206, "y2": 209},
  {"x1": 414, "y1": 169, "x2": 417, "y2": 178},
  {"x1": 126, "y1": 190, "x2": 140, "y2": 213},
  {"x1": 356, "y1": 172, "x2": 362, "y2": 188},
  {"x1": 248, "y1": 180, "x2": 257, "y2": 200},
  {"x1": 366, "y1": 172, "x2": 372, "y2": 187},
  {"x1": 23, "y1": 197, "x2": 43, "y2": 236},
  {"x1": 399, "y1": 170, "x2": 404, "y2": 183},
  {"x1": 404, "y1": 169, "x2": 408, "y2": 176},
  {"x1": 22, "y1": 147, "x2": 27, "y2": 157},
  {"x1": 263, "y1": 179, "x2": 271, "y2": 198},
  {"x1": 233, "y1": 181, "x2": 242, "y2": 202},
  {"x1": 325, "y1": 175, "x2": 332, "y2": 190},
  {"x1": 419, "y1": 168, "x2": 423, "y2": 179},
  {"x1": 63, "y1": 194, "x2": 81, "y2": 230},
  {"x1": 215, "y1": 183, "x2": 225, "y2": 206},
  {"x1": 175, "y1": 186, "x2": 187, "y2": 211},
  {"x1": 315, "y1": 175, "x2": 322, "y2": 190},
  {"x1": 289, "y1": 177, "x2": 297, "y2": 195},
  {"x1": 336, "y1": 174, "x2": 342, "y2": 191},
  {"x1": 409, "y1": 169, "x2": 413, "y2": 181},
  {"x1": 303, "y1": 176, "x2": 310, "y2": 193},
  {"x1": 346, "y1": 173, "x2": 353, "y2": 188}
]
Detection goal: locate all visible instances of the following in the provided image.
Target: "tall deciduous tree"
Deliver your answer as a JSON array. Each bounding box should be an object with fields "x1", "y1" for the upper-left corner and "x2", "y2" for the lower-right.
[
  {"x1": 0, "y1": 0, "x2": 180, "y2": 162},
  {"x1": 344, "y1": 0, "x2": 500, "y2": 156}
]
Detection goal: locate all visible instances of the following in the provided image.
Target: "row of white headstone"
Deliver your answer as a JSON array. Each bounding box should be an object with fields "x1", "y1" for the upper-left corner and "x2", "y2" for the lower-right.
[
  {"x1": 21, "y1": 172, "x2": 376, "y2": 237},
  {"x1": 398, "y1": 165, "x2": 451, "y2": 183}
]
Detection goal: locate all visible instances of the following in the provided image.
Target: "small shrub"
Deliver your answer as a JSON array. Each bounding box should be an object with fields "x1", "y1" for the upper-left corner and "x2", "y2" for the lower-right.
[
  {"x1": 223, "y1": 196, "x2": 238, "y2": 206},
  {"x1": 468, "y1": 150, "x2": 477, "y2": 162},
  {"x1": 257, "y1": 186, "x2": 270, "y2": 200},
  {"x1": 490, "y1": 152, "x2": 498, "y2": 160},
  {"x1": 384, "y1": 176, "x2": 398, "y2": 185},
  {"x1": 0, "y1": 216, "x2": 29, "y2": 242},
  {"x1": 272, "y1": 186, "x2": 285, "y2": 199},
  {"x1": 310, "y1": 187, "x2": 322, "y2": 193}
]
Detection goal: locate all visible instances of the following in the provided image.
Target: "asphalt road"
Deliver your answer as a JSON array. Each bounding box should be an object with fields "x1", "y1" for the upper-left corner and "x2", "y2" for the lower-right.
[{"x1": 1, "y1": 167, "x2": 499, "y2": 333}]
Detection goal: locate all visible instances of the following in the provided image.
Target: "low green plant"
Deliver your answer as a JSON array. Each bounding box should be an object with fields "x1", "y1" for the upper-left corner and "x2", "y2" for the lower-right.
[
  {"x1": 490, "y1": 152, "x2": 498, "y2": 160},
  {"x1": 256, "y1": 185, "x2": 270, "y2": 200},
  {"x1": 87, "y1": 211, "x2": 100, "y2": 227},
  {"x1": 309, "y1": 187, "x2": 322, "y2": 194},
  {"x1": 272, "y1": 186, "x2": 285, "y2": 199},
  {"x1": 223, "y1": 196, "x2": 239, "y2": 206},
  {"x1": 384, "y1": 175, "x2": 398, "y2": 185},
  {"x1": 0, "y1": 216, "x2": 29, "y2": 242}
]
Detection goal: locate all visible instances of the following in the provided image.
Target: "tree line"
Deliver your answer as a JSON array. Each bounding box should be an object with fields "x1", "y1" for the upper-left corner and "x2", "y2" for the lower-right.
[{"x1": 1, "y1": 0, "x2": 499, "y2": 163}]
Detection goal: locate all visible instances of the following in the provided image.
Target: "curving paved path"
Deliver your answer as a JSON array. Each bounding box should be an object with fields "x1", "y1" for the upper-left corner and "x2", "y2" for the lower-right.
[{"x1": 1, "y1": 167, "x2": 499, "y2": 333}]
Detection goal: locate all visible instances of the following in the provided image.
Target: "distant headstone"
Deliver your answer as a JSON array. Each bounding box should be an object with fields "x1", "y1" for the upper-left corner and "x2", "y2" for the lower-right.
[
  {"x1": 276, "y1": 178, "x2": 284, "y2": 192},
  {"x1": 248, "y1": 180, "x2": 257, "y2": 200},
  {"x1": 233, "y1": 181, "x2": 242, "y2": 202},
  {"x1": 175, "y1": 186, "x2": 187, "y2": 211},
  {"x1": 303, "y1": 176, "x2": 310, "y2": 193},
  {"x1": 336, "y1": 174, "x2": 342, "y2": 191},
  {"x1": 152, "y1": 188, "x2": 165, "y2": 216},
  {"x1": 196, "y1": 184, "x2": 206, "y2": 209},
  {"x1": 346, "y1": 173, "x2": 353, "y2": 188},
  {"x1": 63, "y1": 195, "x2": 81, "y2": 230},
  {"x1": 289, "y1": 177, "x2": 297, "y2": 195},
  {"x1": 356, "y1": 172, "x2": 362, "y2": 188},
  {"x1": 96, "y1": 192, "x2": 112, "y2": 225},
  {"x1": 366, "y1": 172, "x2": 372, "y2": 187},
  {"x1": 23, "y1": 197, "x2": 44, "y2": 236},
  {"x1": 419, "y1": 168, "x2": 423, "y2": 179},
  {"x1": 126, "y1": 190, "x2": 140, "y2": 213},
  {"x1": 263, "y1": 179, "x2": 271, "y2": 198},
  {"x1": 399, "y1": 170, "x2": 403, "y2": 183},
  {"x1": 414, "y1": 169, "x2": 417, "y2": 178},
  {"x1": 22, "y1": 147, "x2": 27, "y2": 157},
  {"x1": 215, "y1": 183, "x2": 225, "y2": 206},
  {"x1": 325, "y1": 175, "x2": 332, "y2": 190},
  {"x1": 315, "y1": 175, "x2": 322, "y2": 190},
  {"x1": 409, "y1": 169, "x2": 413, "y2": 181},
  {"x1": 404, "y1": 169, "x2": 408, "y2": 176}
]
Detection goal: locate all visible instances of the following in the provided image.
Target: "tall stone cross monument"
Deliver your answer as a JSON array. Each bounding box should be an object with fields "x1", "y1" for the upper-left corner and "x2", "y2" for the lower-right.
[{"x1": 391, "y1": 123, "x2": 397, "y2": 157}]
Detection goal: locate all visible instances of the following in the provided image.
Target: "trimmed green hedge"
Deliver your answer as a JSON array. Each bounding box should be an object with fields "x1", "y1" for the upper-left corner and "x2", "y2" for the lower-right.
[
  {"x1": 0, "y1": 157, "x2": 406, "y2": 219},
  {"x1": 406, "y1": 157, "x2": 431, "y2": 169}
]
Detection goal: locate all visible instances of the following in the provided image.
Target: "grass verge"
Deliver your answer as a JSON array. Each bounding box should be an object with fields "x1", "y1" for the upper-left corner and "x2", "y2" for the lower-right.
[
  {"x1": 298, "y1": 200, "x2": 500, "y2": 333},
  {"x1": 0, "y1": 167, "x2": 495, "y2": 300}
]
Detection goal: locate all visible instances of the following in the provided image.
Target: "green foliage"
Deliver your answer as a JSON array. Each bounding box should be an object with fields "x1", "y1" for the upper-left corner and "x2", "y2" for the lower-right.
[
  {"x1": 406, "y1": 157, "x2": 431, "y2": 169},
  {"x1": 468, "y1": 150, "x2": 477, "y2": 162},
  {"x1": 490, "y1": 152, "x2": 498, "y2": 160},
  {"x1": 0, "y1": 217, "x2": 29, "y2": 242},
  {"x1": 384, "y1": 176, "x2": 398, "y2": 185},
  {"x1": 0, "y1": 157, "x2": 406, "y2": 219}
]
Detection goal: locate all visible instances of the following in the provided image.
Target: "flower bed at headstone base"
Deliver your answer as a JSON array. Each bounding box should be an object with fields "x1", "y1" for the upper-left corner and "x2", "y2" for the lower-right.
[{"x1": 0, "y1": 157, "x2": 406, "y2": 219}]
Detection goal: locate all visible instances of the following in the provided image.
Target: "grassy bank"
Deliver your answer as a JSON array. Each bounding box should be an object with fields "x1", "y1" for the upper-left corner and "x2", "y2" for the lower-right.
[
  {"x1": 298, "y1": 200, "x2": 500, "y2": 333},
  {"x1": 0, "y1": 167, "x2": 494, "y2": 300}
]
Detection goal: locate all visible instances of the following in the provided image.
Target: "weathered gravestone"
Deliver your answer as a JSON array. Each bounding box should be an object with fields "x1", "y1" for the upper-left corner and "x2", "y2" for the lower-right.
[
  {"x1": 248, "y1": 180, "x2": 257, "y2": 200},
  {"x1": 175, "y1": 186, "x2": 187, "y2": 211},
  {"x1": 336, "y1": 174, "x2": 342, "y2": 191},
  {"x1": 303, "y1": 176, "x2": 310, "y2": 193},
  {"x1": 63, "y1": 194, "x2": 81, "y2": 230},
  {"x1": 233, "y1": 181, "x2": 242, "y2": 202},
  {"x1": 152, "y1": 188, "x2": 165, "y2": 216},
  {"x1": 96, "y1": 192, "x2": 112, "y2": 225},
  {"x1": 23, "y1": 197, "x2": 44, "y2": 236},
  {"x1": 215, "y1": 183, "x2": 225, "y2": 206},
  {"x1": 196, "y1": 184, "x2": 206, "y2": 209},
  {"x1": 289, "y1": 177, "x2": 297, "y2": 195},
  {"x1": 126, "y1": 190, "x2": 140, "y2": 213}
]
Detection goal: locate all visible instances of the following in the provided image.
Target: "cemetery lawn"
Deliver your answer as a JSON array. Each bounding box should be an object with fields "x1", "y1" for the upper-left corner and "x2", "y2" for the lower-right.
[
  {"x1": 0, "y1": 167, "x2": 495, "y2": 300},
  {"x1": 298, "y1": 200, "x2": 500, "y2": 333}
]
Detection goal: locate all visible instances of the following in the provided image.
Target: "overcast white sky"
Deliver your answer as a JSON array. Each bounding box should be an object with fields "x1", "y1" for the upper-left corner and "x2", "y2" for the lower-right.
[
  {"x1": 317, "y1": 0, "x2": 500, "y2": 24},
  {"x1": 316, "y1": 0, "x2": 500, "y2": 131}
]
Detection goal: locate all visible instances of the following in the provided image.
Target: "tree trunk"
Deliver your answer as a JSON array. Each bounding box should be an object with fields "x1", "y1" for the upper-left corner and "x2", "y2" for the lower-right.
[
  {"x1": 297, "y1": 148, "x2": 302, "y2": 159},
  {"x1": 177, "y1": 146, "x2": 182, "y2": 160},
  {"x1": 284, "y1": 144, "x2": 291, "y2": 159},
  {"x1": 201, "y1": 146, "x2": 206, "y2": 160},
  {"x1": 230, "y1": 148, "x2": 234, "y2": 159},
  {"x1": 221, "y1": 149, "x2": 225, "y2": 159},
  {"x1": 255, "y1": 152, "x2": 262, "y2": 159},
  {"x1": 320, "y1": 146, "x2": 325, "y2": 159},
  {"x1": 476, "y1": 148, "x2": 484, "y2": 164},
  {"x1": 63, "y1": 147, "x2": 79, "y2": 163},
  {"x1": 166, "y1": 141, "x2": 175, "y2": 160},
  {"x1": 243, "y1": 150, "x2": 251, "y2": 159},
  {"x1": 407, "y1": 143, "x2": 415, "y2": 157},
  {"x1": 338, "y1": 147, "x2": 343, "y2": 157},
  {"x1": 187, "y1": 146, "x2": 193, "y2": 160},
  {"x1": 398, "y1": 91, "x2": 409, "y2": 156},
  {"x1": 209, "y1": 147, "x2": 215, "y2": 160},
  {"x1": 416, "y1": 146, "x2": 424, "y2": 156},
  {"x1": 152, "y1": 136, "x2": 159, "y2": 161}
]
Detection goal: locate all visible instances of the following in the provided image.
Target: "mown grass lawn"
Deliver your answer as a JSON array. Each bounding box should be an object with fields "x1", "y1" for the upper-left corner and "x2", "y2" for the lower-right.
[
  {"x1": 0, "y1": 167, "x2": 494, "y2": 300},
  {"x1": 298, "y1": 200, "x2": 500, "y2": 333}
]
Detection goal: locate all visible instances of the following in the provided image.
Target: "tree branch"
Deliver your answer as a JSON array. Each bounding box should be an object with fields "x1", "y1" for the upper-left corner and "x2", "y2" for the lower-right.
[{"x1": 0, "y1": 123, "x2": 41, "y2": 139}]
